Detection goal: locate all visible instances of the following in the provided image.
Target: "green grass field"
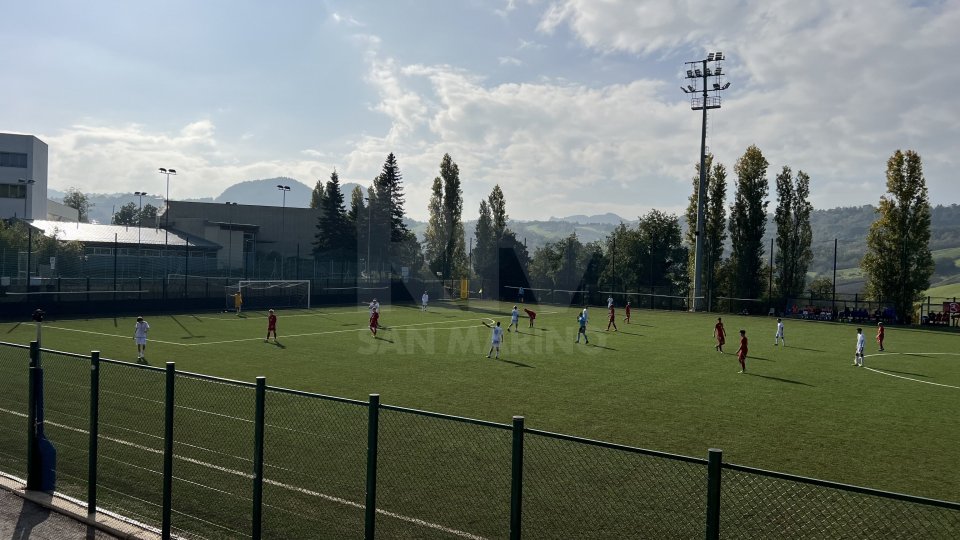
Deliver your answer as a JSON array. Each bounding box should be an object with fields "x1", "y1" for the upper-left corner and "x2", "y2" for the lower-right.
[{"x1": 1, "y1": 300, "x2": 958, "y2": 537}]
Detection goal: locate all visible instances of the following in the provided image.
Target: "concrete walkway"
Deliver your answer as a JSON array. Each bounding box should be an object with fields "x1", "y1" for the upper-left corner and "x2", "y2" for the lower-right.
[
  {"x1": 0, "y1": 487, "x2": 118, "y2": 539},
  {"x1": 0, "y1": 475, "x2": 158, "y2": 540}
]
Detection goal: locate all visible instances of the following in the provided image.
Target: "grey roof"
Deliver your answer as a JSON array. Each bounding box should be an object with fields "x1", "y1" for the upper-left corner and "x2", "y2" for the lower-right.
[{"x1": 28, "y1": 220, "x2": 221, "y2": 249}]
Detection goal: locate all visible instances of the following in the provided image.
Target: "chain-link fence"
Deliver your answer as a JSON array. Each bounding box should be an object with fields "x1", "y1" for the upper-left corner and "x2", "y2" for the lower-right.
[{"x1": 1, "y1": 341, "x2": 957, "y2": 539}]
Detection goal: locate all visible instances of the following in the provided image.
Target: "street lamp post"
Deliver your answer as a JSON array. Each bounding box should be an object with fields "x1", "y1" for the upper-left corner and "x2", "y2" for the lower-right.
[
  {"x1": 277, "y1": 185, "x2": 290, "y2": 278},
  {"x1": 363, "y1": 197, "x2": 372, "y2": 279},
  {"x1": 134, "y1": 191, "x2": 147, "y2": 277},
  {"x1": 18, "y1": 179, "x2": 35, "y2": 285},
  {"x1": 680, "y1": 51, "x2": 731, "y2": 311},
  {"x1": 158, "y1": 168, "x2": 177, "y2": 272},
  {"x1": 226, "y1": 202, "x2": 238, "y2": 277}
]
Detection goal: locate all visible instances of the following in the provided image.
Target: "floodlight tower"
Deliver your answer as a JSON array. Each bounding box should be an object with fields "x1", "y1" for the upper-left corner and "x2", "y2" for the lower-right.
[{"x1": 681, "y1": 51, "x2": 731, "y2": 311}]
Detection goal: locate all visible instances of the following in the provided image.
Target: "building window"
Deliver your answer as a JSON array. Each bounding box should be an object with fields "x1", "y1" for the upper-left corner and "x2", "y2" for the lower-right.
[
  {"x1": 0, "y1": 184, "x2": 27, "y2": 199},
  {"x1": 0, "y1": 152, "x2": 28, "y2": 168}
]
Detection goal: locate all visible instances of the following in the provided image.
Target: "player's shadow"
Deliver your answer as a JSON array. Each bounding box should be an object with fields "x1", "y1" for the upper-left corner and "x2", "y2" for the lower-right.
[
  {"x1": 872, "y1": 367, "x2": 927, "y2": 377},
  {"x1": 783, "y1": 345, "x2": 824, "y2": 352},
  {"x1": 374, "y1": 336, "x2": 394, "y2": 343},
  {"x1": 499, "y1": 359, "x2": 534, "y2": 368},
  {"x1": 901, "y1": 353, "x2": 934, "y2": 358},
  {"x1": 137, "y1": 357, "x2": 150, "y2": 365},
  {"x1": 272, "y1": 341, "x2": 287, "y2": 349},
  {"x1": 746, "y1": 355, "x2": 773, "y2": 362},
  {"x1": 588, "y1": 343, "x2": 617, "y2": 351},
  {"x1": 614, "y1": 330, "x2": 643, "y2": 337},
  {"x1": 745, "y1": 373, "x2": 814, "y2": 386},
  {"x1": 6, "y1": 322, "x2": 21, "y2": 334}
]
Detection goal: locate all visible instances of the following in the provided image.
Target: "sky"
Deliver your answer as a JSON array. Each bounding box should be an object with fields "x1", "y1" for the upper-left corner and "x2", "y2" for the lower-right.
[{"x1": 2, "y1": 0, "x2": 958, "y2": 221}]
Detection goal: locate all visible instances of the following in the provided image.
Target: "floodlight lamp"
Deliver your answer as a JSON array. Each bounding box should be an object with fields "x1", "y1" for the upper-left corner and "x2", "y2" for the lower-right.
[
  {"x1": 159, "y1": 167, "x2": 167, "y2": 173},
  {"x1": 686, "y1": 69, "x2": 694, "y2": 77},
  {"x1": 707, "y1": 53, "x2": 715, "y2": 61},
  {"x1": 722, "y1": 82, "x2": 731, "y2": 90},
  {"x1": 168, "y1": 169, "x2": 176, "y2": 174},
  {"x1": 715, "y1": 52, "x2": 724, "y2": 60},
  {"x1": 687, "y1": 85, "x2": 695, "y2": 92},
  {"x1": 695, "y1": 69, "x2": 702, "y2": 76},
  {"x1": 713, "y1": 83, "x2": 721, "y2": 90},
  {"x1": 715, "y1": 67, "x2": 722, "y2": 75}
]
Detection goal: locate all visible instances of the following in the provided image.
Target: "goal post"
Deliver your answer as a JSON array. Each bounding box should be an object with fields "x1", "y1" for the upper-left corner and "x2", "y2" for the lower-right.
[{"x1": 225, "y1": 280, "x2": 311, "y2": 311}]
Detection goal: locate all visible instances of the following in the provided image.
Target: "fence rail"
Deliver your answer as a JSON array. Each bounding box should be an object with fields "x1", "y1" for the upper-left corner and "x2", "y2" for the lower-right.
[{"x1": 2, "y1": 341, "x2": 957, "y2": 539}]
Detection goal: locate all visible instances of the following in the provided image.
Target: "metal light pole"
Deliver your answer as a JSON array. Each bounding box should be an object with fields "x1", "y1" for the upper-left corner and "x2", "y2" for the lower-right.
[
  {"x1": 135, "y1": 191, "x2": 147, "y2": 277},
  {"x1": 18, "y1": 178, "x2": 35, "y2": 219},
  {"x1": 18, "y1": 179, "x2": 35, "y2": 284},
  {"x1": 363, "y1": 196, "x2": 372, "y2": 279},
  {"x1": 277, "y1": 185, "x2": 290, "y2": 278},
  {"x1": 226, "y1": 202, "x2": 238, "y2": 277},
  {"x1": 681, "y1": 51, "x2": 731, "y2": 311},
  {"x1": 158, "y1": 168, "x2": 177, "y2": 271}
]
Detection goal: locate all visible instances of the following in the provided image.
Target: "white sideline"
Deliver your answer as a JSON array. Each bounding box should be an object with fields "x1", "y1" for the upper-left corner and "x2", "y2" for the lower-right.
[
  {"x1": 0, "y1": 406, "x2": 487, "y2": 539},
  {"x1": 862, "y1": 352, "x2": 960, "y2": 389}
]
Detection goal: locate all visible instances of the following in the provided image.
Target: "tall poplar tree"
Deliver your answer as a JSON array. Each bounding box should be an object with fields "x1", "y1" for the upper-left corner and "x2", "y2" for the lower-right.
[
  {"x1": 473, "y1": 199, "x2": 495, "y2": 279},
  {"x1": 773, "y1": 166, "x2": 813, "y2": 304},
  {"x1": 424, "y1": 154, "x2": 468, "y2": 279},
  {"x1": 861, "y1": 150, "x2": 934, "y2": 323},
  {"x1": 728, "y1": 145, "x2": 770, "y2": 299},
  {"x1": 313, "y1": 170, "x2": 353, "y2": 255}
]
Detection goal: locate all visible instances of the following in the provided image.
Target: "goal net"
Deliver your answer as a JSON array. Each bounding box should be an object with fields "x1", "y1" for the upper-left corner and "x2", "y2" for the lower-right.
[{"x1": 225, "y1": 280, "x2": 311, "y2": 311}]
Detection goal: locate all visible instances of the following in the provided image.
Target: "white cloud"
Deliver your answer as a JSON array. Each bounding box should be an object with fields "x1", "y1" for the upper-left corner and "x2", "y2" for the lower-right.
[
  {"x1": 498, "y1": 56, "x2": 523, "y2": 66},
  {"x1": 331, "y1": 12, "x2": 364, "y2": 27}
]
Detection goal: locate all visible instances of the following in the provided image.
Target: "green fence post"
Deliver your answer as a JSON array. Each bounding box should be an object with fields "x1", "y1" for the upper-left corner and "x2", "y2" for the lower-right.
[
  {"x1": 161, "y1": 362, "x2": 175, "y2": 539},
  {"x1": 252, "y1": 377, "x2": 266, "y2": 540},
  {"x1": 26, "y1": 342, "x2": 39, "y2": 490},
  {"x1": 705, "y1": 448, "x2": 722, "y2": 540},
  {"x1": 364, "y1": 394, "x2": 380, "y2": 540},
  {"x1": 510, "y1": 415, "x2": 524, "y2": 540},
  {"x1": 87, "y1": 351, "x2": 100, "y2": 515}
]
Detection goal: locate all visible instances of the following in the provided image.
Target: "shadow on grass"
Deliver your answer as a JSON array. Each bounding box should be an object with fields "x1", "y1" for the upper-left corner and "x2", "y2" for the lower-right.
[
  {"x1": 872, "y1": 367, "x2": 928, "y2": 377},
  {"x1": 137, "y1": 357, "x2": 150, "y2": 365},
  {"x1": 588, "y1": 343, "x2": 617, "y2": 351},
  {"x1": 900, "y1": 353, "x2": 934, "y2": 358},
  {"x1": 613, "y1": 330, "x2": 643, "y2": 337},
  {"x1": 781, "y1": 346, "x2": 825, "y2": 352},
  {"x1": 499, "y1": 359, "x2": 534, "y2": 368},
  {"x1": 747, "y1": 355, "x2": 773, "y2": 362},
  {"x1": 745, "y1": 373, "x2": 814, "y2": 386},
  {"x1": 170, "y1": 315, "x2": 204, "y2": 339},
  {"x1": 272, "y1": 341, "x2": 287, "y2": 349},
  {"x1": 374, "y1": 335, "x2": 394, "y2": 343},
  {"x1": 6, "y1": 322, "x2": 21, "y2": 334}
]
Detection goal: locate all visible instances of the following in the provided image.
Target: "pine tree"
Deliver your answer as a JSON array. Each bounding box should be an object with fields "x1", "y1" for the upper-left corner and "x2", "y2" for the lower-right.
[
  {"x1": 774, "y1": 167, "x2": 813, "y2": 305},
  {"x1": 728, "y1": 145, "x2": 770, "y2": 299},
  {"x1": 309, "y1": 178, "x2": 327, "y2": 209},
  {"x1": 473, "y1": 199, "x2": 495, "y2": 280},
  {"x1": 313, "y1": 171, "x2": 354, "y2": 255},
  {"x1": 861, "y1": 150, "x2": 934, "y2": 323}
]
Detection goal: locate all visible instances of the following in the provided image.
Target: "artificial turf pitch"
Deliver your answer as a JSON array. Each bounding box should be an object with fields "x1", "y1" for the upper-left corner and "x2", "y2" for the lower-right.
[{"x1": 0, "y1": 300, "x2": 957, "y2": 537}]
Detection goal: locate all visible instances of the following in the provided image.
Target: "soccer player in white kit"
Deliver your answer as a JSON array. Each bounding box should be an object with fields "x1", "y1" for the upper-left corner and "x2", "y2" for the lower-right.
[
  {"x1": 487, "y1": 321, "x2": 504, "y2": 358},
  {"x1": 507, "y1": 306, "x2": 520, "y2": 333},
  {"x1": 421, "y1": 291, "x2": 429, "y2": 311},
  {"x1": 134, "y1": 316, "x2": 150, "y2": 360},
  {"x1": 607, "y1": 296, "x2": 614, "y2": 309},
  {"x1": 854, "y1": 327, "x2": 865, "y2": 366},
  {"x1": 774, "y1": 318, "x2": 785, "y2": 346}
]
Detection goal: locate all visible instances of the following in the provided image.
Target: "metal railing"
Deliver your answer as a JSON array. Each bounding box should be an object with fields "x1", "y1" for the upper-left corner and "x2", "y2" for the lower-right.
[{"x1": 2, "y1": 341, "x2": 957, "y2": 539}]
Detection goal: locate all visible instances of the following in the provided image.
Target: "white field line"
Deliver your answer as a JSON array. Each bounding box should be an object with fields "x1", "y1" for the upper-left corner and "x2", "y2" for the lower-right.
[
  {"x1": 45, "y1": 315, "x2": 505, "y2": 347},
  {"x1": 862, "y1": 352, "x2": 960, "y2": 390},
  {"x1": 0, "y1": 406, "x2": 486, "y2": 540}
]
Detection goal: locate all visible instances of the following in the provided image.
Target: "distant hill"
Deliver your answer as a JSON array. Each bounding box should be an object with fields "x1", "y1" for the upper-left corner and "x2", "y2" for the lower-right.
[{"x1": 549, "y1": 213, "x2": 634, "y2": 225}]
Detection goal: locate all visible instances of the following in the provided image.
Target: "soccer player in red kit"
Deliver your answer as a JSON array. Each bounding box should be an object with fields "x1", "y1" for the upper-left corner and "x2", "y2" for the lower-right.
[
  {"x1": 265, "y1": 309, "x2": 277, "y2": 342},
  {"x1": 714, "y1": 317, "x2": 726, "y2": 353},
  {"x1": 369, "y1": 299, "x2": 380, "y2": 337},
  {"x1": 876, "y1": 322, "x2": 885, "y2": 351},
  {"x1": 524, "y1": 308, "x2": 537, "y2": 328},
  {"x1": 735, "y1": 329, "x2": 748, "y2": 373},
  {"x1": 623, "y1": 301, "x2": 631, "y2": 324},
  {"x1": 606, "y1": 305, "x2": 618, "y2": 331}
]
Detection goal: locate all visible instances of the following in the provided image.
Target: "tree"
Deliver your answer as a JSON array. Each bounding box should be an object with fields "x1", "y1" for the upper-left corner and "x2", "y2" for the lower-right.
[
  {"x1": 424, "y1": 154, "x2": 468, "y2": 279},
  {"x1": 774, "y1": 167, "x2": 814, "y2": 305},
  {"x1": 473, "y1": 199, "x2": 495, "y2": 279},
  {"x1": 370, "y1": 153, "x2": 419, "y2": 274},
  {"x1": 140, "y1": 203, "x2": 159, "y2": 226},
  {"x1": 309, "y1": 178, "x2": 327, "y2": 209},
  {"x1": 113, "y1": 202, "x2": 138, "y2": 225},
  {"x1": 728, "y1": 145, "x2": 770, "y2": 299},
  {"x1": 684, "y1": 154, "x2": 727, "y2": 302},
  {"x1": 808, "y1": 275, "x2": 834, "y2": 298},
  {"x1": 63, "y1": 187, "x2": 93, "y2": 222},
  {"x1": 639, "y1": 210, "x2": 688, "y2": 292},
  {"x1": 313, "y1": 170, "x2": 354, "y2": 255},
  {"x1": 861, "y1": 150, "x2": 934, "y2": 323}
]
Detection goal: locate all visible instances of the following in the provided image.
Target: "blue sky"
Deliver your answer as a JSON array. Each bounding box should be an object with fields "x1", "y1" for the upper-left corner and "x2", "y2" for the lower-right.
[{"x1": 2, "y1": 0, "x2": 958, "y2": 220}]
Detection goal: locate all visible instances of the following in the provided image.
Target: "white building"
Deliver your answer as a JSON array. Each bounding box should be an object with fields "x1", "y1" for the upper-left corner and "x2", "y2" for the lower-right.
[{"x1": 0, "y1": 132, "x2": 49, "y2": 220}]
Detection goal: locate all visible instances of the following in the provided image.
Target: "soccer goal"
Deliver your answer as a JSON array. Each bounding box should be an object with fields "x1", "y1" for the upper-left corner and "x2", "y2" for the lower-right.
[{"x1": 225, "y1": 280, "x2": 311, "y2": 310}]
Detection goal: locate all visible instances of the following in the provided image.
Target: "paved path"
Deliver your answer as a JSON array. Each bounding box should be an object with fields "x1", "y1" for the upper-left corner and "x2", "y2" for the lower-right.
[{"x1": 0, "y1": 488, "x2": 119, "y2": 539}]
